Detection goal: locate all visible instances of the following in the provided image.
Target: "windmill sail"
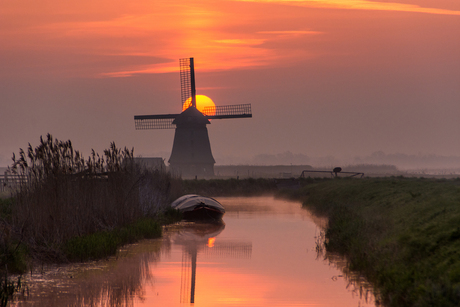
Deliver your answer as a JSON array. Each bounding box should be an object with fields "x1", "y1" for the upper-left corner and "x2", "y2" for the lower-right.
[
  {"x1": 134, "y1": 114, "x2": 177, "y2": 129},
  {"x1": 179, "y1": 57, "x2": 196, "y2": 108},
  {"x1": 134, "y1": 103, "x2": 252, "y2": 130},
  {"x1": 205, "y1": 104, "x2": 252, "y2": 119}
]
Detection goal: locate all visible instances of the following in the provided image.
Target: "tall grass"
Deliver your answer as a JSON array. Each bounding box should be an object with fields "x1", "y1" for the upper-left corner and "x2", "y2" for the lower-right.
[
  {"x1": 0, "y1": 134, "x2": 182, "y2": 304},
  {"x1": 5, "y1": 134, "x2": 175, "y2": 263}
]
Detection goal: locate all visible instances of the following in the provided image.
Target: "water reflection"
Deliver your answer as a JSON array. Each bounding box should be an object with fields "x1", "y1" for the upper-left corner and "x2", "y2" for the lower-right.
[
  {"x1": 317, "y1": 245, "x2": 378, "y2": 305},
  {"x1": 313, "y1": 221, "x2": 378, "y2": 305},
  {"x1": 14, "y1": 197, "x2": 377, "y2": 307},
  {"x1": 171, "y1": 222, "x2": 252, "y2": 304},
  {"x1": 14, "y1": 240, "x2": 164, "y2": 306}
]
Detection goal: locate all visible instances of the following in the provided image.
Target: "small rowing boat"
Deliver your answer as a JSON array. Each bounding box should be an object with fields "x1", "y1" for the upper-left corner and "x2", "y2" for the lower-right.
[{"x1": 171, "y1": 194, "x2": 225, "y2": 221}]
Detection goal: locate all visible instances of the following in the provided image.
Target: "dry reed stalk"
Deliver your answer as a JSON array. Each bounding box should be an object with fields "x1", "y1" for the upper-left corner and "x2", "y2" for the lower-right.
[{"x1": 9, "y1": 134, "x2": 173, "y2": 260}]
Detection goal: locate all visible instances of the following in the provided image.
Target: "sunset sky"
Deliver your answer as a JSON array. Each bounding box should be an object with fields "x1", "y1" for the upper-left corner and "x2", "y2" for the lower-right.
[{"x1": 1, "y1": 0, "x2": 459, "y2": 167}]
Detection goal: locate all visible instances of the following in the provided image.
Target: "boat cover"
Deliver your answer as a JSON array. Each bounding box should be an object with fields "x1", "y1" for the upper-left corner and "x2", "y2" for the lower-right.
[{"x1": 171, "y1": 194, "x2": 225, "y2": 214}]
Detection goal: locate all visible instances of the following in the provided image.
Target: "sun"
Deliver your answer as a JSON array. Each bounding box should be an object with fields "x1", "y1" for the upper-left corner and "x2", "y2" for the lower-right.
[{"x1": 182, "y1": 95, "x2": 216, "y2": 116}]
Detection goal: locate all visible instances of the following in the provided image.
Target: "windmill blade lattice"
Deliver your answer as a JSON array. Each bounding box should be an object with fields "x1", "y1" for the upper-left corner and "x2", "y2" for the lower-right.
[
  {"x1": 202, "y1": 241, "x2": 252, "y2": 258},
  {"x1": 134, "y1": 115, "x2": 177, "y2": 129},
  {"x1": 179, "y1": 58, "x2": 196, "y2": 108},
  {"x1": 205, "y1": 104, "x2": 252, "y2": 119}
]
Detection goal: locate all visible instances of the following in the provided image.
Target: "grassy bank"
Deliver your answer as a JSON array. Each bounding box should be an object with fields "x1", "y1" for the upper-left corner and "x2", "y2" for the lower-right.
[
  {"x1": 63, "y1": 217, "x2": 159, "y2": 262},
  {"x1": 179, "y1": 177, "x2": 277, "y2": 196},
  {"x1": 283, "y1": 177, "x2": 460, "y2": 306}
]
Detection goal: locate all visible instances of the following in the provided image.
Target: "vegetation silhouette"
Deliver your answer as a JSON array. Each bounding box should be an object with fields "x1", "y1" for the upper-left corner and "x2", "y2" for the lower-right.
[{"x1": 1, "y1": 134, "x2": 179, "y2": 305}]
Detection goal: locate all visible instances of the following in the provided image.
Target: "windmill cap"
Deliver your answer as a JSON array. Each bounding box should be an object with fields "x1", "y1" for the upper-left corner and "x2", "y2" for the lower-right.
[{"x1": 172, "y1": 106, "x2": 210, "y2": 126}]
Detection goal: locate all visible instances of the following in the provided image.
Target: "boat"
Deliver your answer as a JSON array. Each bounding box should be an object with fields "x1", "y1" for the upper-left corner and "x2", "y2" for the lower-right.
[{"x1": 171, "y1": 194, "x2": 225, "y2": 220}]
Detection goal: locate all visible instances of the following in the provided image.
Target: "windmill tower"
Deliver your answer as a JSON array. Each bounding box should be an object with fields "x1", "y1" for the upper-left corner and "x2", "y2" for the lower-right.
[{"x1": 134, "y1": 58, "x2": 252, "y2": 177}]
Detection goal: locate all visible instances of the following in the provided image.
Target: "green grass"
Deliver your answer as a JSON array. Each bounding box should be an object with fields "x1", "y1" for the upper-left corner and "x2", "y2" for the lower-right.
[
  {"x1": 63, "y1": 218, "x2": 163, "y2": 262},
  {"x1": 159, "y1": 207, "x2": 183, "y2": 224},
  {"x1": 0, "y1": 198, "x2": 13, "y2": 221},
  {"x1": 285, "y1": 177, "x2": 460, "y2": 306},
  {"x1": 180, "y1": 178, "x2": 277, "y2": 196}
]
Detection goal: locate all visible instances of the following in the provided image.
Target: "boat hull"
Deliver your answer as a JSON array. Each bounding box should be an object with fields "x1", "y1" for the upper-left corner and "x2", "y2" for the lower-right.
[
  {"x1": 171, "y1": 194, "x2": 225, "y2": 221},
  {"x1": 182, "y1": 204, "x2": 225, "y2": 221}
]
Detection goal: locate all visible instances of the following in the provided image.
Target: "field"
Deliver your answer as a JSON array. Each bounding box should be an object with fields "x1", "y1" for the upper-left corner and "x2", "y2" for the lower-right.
[{"x1": 280, "y1": 177, "x2": 460, "y2": 307}]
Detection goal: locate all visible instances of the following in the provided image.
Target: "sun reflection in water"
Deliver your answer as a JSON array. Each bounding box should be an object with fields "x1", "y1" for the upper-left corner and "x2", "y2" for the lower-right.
[{"x1": 207, "y1": 237, "x2": 215, "y2": 248}]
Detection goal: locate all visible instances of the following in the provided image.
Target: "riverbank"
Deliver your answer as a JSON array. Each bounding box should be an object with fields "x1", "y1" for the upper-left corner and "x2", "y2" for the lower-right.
[
  {"x1": 5, "y1": 164, "x2": 460, "y2": 306},
  {"x1": 280, "y1": 177, "x2": 460, "y2": 306},
  {"x1": 179, "y1": 177, "x2": 277, "y2": 196},
  {"x1": 0, "y1": 136, "x2": 185, "y2": 306}
]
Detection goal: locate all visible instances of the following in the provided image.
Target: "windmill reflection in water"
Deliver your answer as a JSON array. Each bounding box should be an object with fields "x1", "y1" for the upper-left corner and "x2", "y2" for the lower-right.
[{"x1": 172, "y1": 222, "x2": 252, "y2": 304}]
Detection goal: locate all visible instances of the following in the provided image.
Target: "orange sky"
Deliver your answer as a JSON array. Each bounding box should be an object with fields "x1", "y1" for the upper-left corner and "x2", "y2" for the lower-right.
[
  {"x1": 1, "y1": 0, "x2": 460, "y2": 168},
  {"x1": 2, "y1": 0, "x2": 459, "y2": 76}
]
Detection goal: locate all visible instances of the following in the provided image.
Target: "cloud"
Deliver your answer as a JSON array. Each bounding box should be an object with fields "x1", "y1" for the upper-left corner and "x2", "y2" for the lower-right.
[
  {"x1": 258, "y1": 30, "x2": 322, "y2": 35},
  {"x1": 2, "y1": 0, "x2": 458, "y2": 79},
  {"x1": 213, "y1": 39, "x2": 266, "y2": 45},
  {"x1": 235, "y1": 0, "x2": 460, "y2": 16}
]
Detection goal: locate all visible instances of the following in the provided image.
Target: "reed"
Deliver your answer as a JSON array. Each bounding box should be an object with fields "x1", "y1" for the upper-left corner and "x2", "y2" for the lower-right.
[
  {"x1": 0, "y1": 134, "x2": 179, "y2": 304},
  {"x1": 0, "y1": 275, "x2": 24, "y2": 307},
  {"x1": 6, "y1": 134, "x2": 174, "y2": 263}
]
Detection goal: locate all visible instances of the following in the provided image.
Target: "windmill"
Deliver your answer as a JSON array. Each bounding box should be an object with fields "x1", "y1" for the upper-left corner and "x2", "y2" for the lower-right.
[{"x1": 134, "y1": 58, "x2": 252, "y2": 177}]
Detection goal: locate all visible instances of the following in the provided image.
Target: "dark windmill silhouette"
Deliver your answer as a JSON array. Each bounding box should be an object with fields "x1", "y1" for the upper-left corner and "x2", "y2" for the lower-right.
[{"x1": 134, "y1": 58, "x2": 252, "y2": 177}]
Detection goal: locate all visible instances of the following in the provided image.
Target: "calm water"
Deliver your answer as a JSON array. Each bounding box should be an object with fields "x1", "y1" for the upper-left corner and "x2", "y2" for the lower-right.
[{"x1": 14, "y1": 196, "x2": 376, "y2": 306}]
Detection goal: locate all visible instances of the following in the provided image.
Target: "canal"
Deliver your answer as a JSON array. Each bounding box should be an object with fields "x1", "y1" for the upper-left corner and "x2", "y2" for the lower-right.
[{"x1": 14, "y1": 196, "x2": 376, "y2": 306}]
